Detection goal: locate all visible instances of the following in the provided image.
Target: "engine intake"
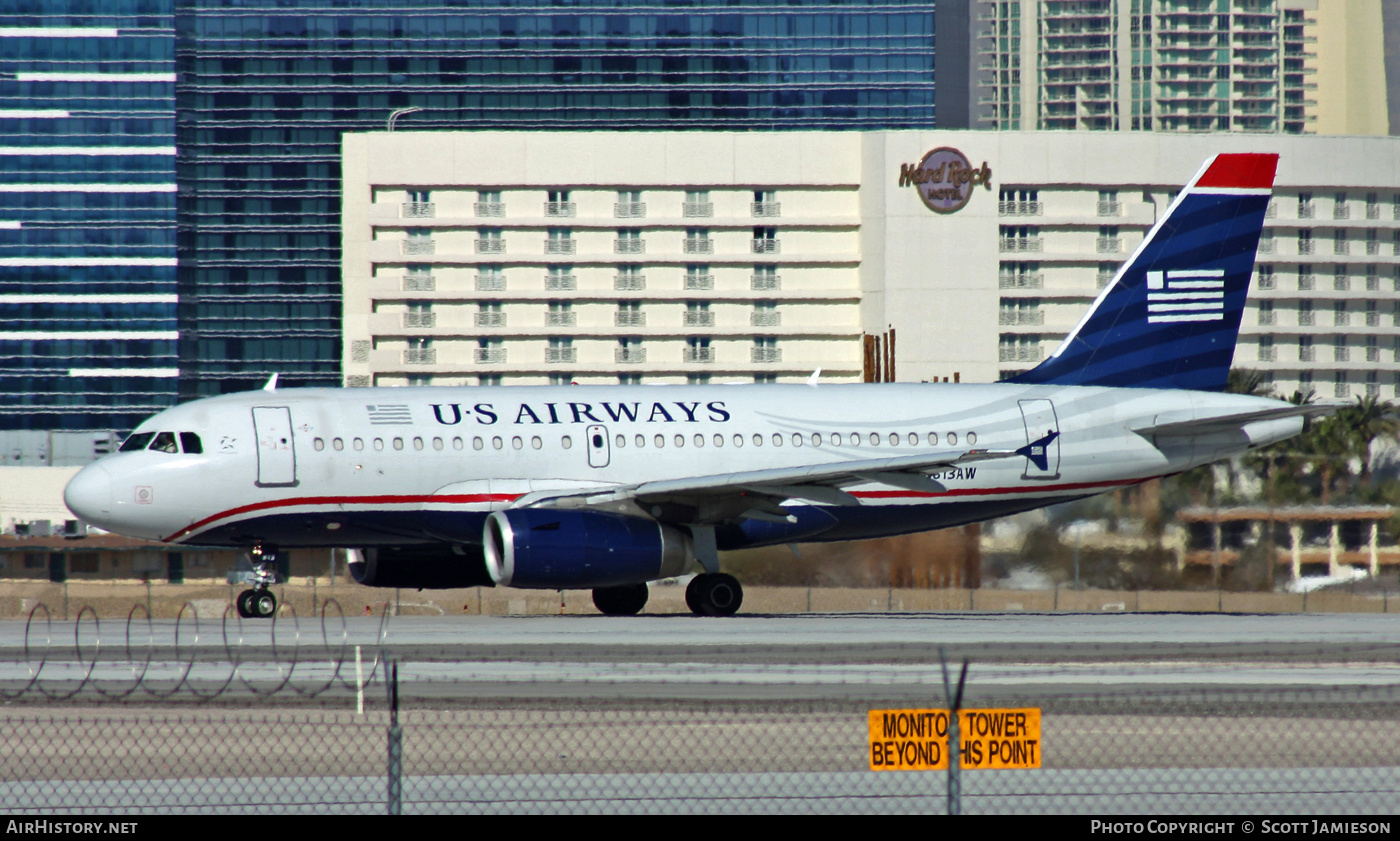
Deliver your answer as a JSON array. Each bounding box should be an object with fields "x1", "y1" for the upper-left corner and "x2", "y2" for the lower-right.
[{"x1": 484, "y1": 509, "x2": 691, "y2": 589}]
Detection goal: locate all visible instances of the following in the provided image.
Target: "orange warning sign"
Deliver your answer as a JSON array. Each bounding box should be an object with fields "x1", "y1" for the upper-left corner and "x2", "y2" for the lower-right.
[{"x1": 867, "y1": 708, "x2": 1041, "y2": 771}]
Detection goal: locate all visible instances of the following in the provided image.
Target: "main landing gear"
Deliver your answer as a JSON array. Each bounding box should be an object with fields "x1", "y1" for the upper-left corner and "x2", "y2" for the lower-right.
[
  {"x1": 235, "y1": 544, "x2": 279, "y2": 619},
  {"x1": 592, "y1": 583, "x2": 650, "y2": 616},
  {"x1": 685, "y1": 573, "x2": 743, "y2": 617}
]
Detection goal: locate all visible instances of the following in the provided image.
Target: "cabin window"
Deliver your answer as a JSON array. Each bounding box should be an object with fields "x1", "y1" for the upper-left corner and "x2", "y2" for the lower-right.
[
  {"x1": 849, "y1": 433, "x2": 860, "y2": 446},
  {"x1": 772, "y1": 434, "x2": 783, "y2": 447},
  {"x1": 693, "y1": 434, "x2": 704, "y2": 448},
  {"x1": 654, "y1": 434, "x2": 664, "y2": 448},
  {"x1": 432, "y1": 437, "x2": 443, "y2": 451},
  {"x1": 473, "y1": 437, "x2": 484, "y2": 450},
  {"x1": 888, "y1": 433, "x2": 899, "y2": 446},
  {"x1": 180, "y1": 432, "x2": 203, "y2": 454},
  {"x1": 119, "y1": 432, "x2": 155, "y2": 452},
  {"x1": 313, "y1": 438, "x2": 325, "y2": 451},
  {"x1": 752, "y1": 434, "x2": 763, "y2": 446},
  {"x1": 791, "y1": 434, "x2": 803, "y2": 447},
  {"x1": 635, "y1": 434, "x2": 646, "y2": 448},
  {"x1": 353, "y1": 438, "x2": 364, "y2": 451},
  {"x1": 453, "y1": 437, "x2": 463, "y2": 450},
  {"x1": 714, "y1": 434, "x2": 724, "y2": 448},
  {"x1": 811, "y1": 433, "x2": 821, "y2": 446},
  {"x1": 333, "y1": 438, "x2": 344, "y2": 451},
  {"x1": 492, "y1": 437, "x2": 503, "y2": 450},
  {"x1": 531, "y1": 436, "x2": 542, "y2": 450},
  {"x1": 867, "y1": 433, "x2": 878, "y2": 446},
  {"x1": 512, "y1": 436, "x2": 523, "y2": 450},
  {"x1": 373, "y1": 439, "x2": 384, "y2": 451},
  {"x1": 561, "y1": 436, "x2": 573, "y2": 449},
  {"x1": 615, "y1": 435, "x2": 626, "y2": 448},
  {"x1": 413, "y1": 437, "x2": 424, "y2": 451},
  {"x1": 733, "y1": 434, "x2": 744, "y2": 447},
  {"x1": 927, "y1": 432, "x2": 938, "y2": 446},
  {"x1": 908, "y1": 433, "x2": 918, "y2": 446},
  {"x1": 393, "y1": 438, "x2": 404, "y2": 450},
  {"x1": 967, "y1": 432, "x2": 978, "y2": 445},
  {"x1": 947, "y1": 432, "x2": 958, "y2": 445},
  {"x1": 674, "y1": 434, "x2": 685, "y2": 448},
  {"x1": 150, "y1": 432, "x2": 179, "y2": 454}
]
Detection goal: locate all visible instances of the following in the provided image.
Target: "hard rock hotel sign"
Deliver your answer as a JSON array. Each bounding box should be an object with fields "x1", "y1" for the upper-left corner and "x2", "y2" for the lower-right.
[{"x1": 898, "y1": 147, "x2": 992, "y2": 214}]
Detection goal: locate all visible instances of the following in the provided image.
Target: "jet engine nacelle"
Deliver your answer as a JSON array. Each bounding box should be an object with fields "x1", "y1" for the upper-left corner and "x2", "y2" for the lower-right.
[
  {"x1": 483, "y1": 509, "x2": 692, "y2": 589},
  {"x1": 349, "y1": 545, "x2": 494, "y2": 589}
]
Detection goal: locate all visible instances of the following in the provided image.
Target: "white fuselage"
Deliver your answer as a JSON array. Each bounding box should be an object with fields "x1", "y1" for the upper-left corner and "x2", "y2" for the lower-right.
[{"x1": 64, "y1": 381, "x2": 1299, "y2": 551}]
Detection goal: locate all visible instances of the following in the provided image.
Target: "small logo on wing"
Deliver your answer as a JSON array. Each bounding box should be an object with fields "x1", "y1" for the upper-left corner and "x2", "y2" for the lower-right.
[{"x1": 1145, "y1": 269, "x2": 1225, "y2": 324}]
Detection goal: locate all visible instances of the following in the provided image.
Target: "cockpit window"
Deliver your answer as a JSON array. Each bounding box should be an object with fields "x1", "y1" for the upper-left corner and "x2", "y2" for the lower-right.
[
  {"x1": 149, "y1": 432, "x2": 179, "y2": 453},
  {"x1": 119, "y1": 432, "x2": 155, "y2": 452},
  {"x1": 179, "y1": 432, "x2": 203, "y2": 454}
]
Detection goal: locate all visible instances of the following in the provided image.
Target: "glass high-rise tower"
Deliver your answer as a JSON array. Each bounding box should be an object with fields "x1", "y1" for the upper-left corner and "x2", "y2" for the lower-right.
[
  {"x1": 0, "y1": 0, "x2": 177, "y2": 431},
  {"x1": 173, "y1": 0, "x2": 939, "y2": 398}
]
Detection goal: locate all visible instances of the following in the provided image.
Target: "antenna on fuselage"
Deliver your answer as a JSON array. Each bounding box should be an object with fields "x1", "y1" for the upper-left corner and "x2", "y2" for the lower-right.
[{"x1": 263, "y1": 373, "x2": 279, "y2": 391}]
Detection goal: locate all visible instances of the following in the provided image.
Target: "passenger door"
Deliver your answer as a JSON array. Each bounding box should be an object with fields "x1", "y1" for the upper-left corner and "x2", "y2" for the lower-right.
[
  {"x1": 1017, "y1": 399, "x2": 1061, "y2": 480},
  {"x1": 252, "y1": 406, "x2": 298, "y2": 486},
  {"x1": 585, "y1": 424, "x2": 610, "y2": 468}
]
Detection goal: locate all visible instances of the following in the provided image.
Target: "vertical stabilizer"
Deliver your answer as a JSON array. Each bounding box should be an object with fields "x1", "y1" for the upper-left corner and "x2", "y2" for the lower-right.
[{"x1": 1005, "y1": 153, "x2": 1278, "y2": 391}]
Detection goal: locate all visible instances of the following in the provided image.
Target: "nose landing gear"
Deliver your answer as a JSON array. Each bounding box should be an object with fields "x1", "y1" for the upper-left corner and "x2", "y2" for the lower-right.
[{"x1": 235, "y1": 544, "x2": 280, "y2": 619}]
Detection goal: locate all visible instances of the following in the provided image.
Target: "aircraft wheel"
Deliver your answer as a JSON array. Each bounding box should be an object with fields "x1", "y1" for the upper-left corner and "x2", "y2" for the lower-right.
[
  {"x1": 592, "y1": 583, "x2": 649, "y2": 616},
  {"x1": 250, "y1": 589, "x2": 277, "y2": 619},
  {"x1": 687, "y1": 573, "x2": 743, "y2": 617},
  {"x1": 236, "y1": 590, "x2": 256, "y2": 618}
]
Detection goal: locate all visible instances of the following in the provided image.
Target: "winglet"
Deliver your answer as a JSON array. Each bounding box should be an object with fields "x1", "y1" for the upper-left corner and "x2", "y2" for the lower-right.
[
  {"x1": 263, "y1": 373, "x2": 279, "y2": 391},
  {"x1": 806, "y1": 368, "x2": 822, "y2": 387}
]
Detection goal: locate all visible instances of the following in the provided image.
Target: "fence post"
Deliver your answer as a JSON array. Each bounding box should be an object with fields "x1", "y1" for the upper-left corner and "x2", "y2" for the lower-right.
[
  {"x1": 940, "y1": 647, "x2": 969, "y2": 816},
  {"x1": 387, "y1": 659, "x2": 402, "y2": 815}
]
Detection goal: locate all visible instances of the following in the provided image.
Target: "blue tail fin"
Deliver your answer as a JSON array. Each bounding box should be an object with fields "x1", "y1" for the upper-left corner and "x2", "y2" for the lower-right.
[{"x1": 1005, "y1": 153, "x2": 1278, "y2": 392}]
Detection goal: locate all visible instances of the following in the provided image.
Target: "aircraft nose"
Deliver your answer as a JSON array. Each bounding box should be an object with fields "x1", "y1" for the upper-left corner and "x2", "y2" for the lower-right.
[{"x1": 64, "y1": 462, "x2": 113, "y2": 524}]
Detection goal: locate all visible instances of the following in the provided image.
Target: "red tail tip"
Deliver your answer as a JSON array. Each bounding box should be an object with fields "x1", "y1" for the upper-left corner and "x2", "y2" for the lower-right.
[{"x1": 1195, "y1": 153, "x2": 1279, "y2": 190}]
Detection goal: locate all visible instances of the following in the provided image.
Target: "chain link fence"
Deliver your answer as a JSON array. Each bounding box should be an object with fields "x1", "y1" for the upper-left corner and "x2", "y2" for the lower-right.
[{"x1": 1, "y1": 602, "x2": 1398, "y2": 814}]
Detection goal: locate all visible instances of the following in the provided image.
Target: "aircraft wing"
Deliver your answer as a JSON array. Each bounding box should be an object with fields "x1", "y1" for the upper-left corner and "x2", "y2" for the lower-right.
[
  {"x1": 1131, "y1": 402, "x2": 1344, "y2": 437},
  {"x1": 509, "y1": 448, "x2": 1020, "y2": 522}
]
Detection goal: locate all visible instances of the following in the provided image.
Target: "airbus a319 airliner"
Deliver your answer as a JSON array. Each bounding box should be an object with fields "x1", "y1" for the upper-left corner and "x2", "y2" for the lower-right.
[{"x1": 65, "y1": 153, "x2": 1322, "y2": 617}]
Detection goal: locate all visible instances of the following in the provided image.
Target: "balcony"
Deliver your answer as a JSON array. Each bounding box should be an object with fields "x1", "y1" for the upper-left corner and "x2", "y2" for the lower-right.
[
  {"x1": 1333, "y1": 241, "x2": 1350, "y2": 256},
  {"x1": 1298, "y1": 274, "x2": 1315, "y2": 290},
  {"x1": 475, "y1": 348, "x2": 506, "y2": 364},
  {"x1": 475, "y1": 273, "x2": 506, "y2": 292},
  {"x1": 751, "y1": 311, "x2": 781, "y2": 328},
  {"x1": 684, "y1": 238, "x2": 714, "y2": 254},
  {"x1": 1257, "y1": 346, "x2": 1276, "y2": 361},
  {"x1": 476, "y1": 239, "x2": 506, "y2": 254},
  {"x1": 1097, "y1": 271, "x2": 1115, "y2": 289},
  {"x1": 475, "y1": 312, "x2": 506, "y2": 328},
  {"x1": 402, "y1": 274, "x2": 435, "y2": 292},
  {"x1": 751, "y1": 202, "x2": 781, "y2": 218},
  {"x1": 615, "y1": 311, "x2": 646, "y2": 327},
  {"x1": 614, "y1": 202, "x2": 646, "y2": 219},
  {"x1": 1002, "y1": 275, "x2": 1047, "y2": 292},
  {"x1": 1096, "y1": 237, "x2": 1122, "y2": 254},
  {"x1": 1097, "y1": 201, "x2": 1121, "y2": 217},
  {"x1": 1334, "y1": 204, "x2": 1350, "y2": 220},
  {"x1": 403, "y1": 312, "x2": 436, "y2": 328},
  {"x1": 683, "y1": 202, "x2": 713, "y2": 218},
  {"x1": 751, "y1": 347, "x2": 782, "y2": 364},
  {"x1": 1367, "y1": 241, "x2": 1381, "y2": 255},
  {"x1": 545, "y1": 274, "x2": 577, "y2": 291},
  {"x1": 1257, "y1": 239, "x2": 1275, "y2": 254},
  {"x1": 998, "y1": 201, "x2": 1042, "y2": 216},
  {"x1": 614, "y1": 274, "x2": 646, "y2": 291},
  {"x1": 751, "y1": 274, "x2": 781, "y2": 291},
  {"x1": 1297, "y1": 240, "x2": 1315, "y2": 255},
  {"x1": 545, "y1": 311, "x2": 576, "y2": 327},
  {"x1": 999, "y1": 237, "x2": 1043, "y2": 253},
  {"x1": 615, "y1": 347, "x2": 647, "y2": 364},
  {"x1": 684, "y1": 274, "x2": 714, "y2": 291},
  {"x1": 999, "y1": 346, "x2": 1043, "y2": 363},
  {"x1": 1367, "y1": 204, "x2": 1381, "y2": 220},
  {"x1": 1298, "y1": 204, "x2": 1315, "y2": 219},
  {"x1": 751, "y1": 239, "x2": 780, "y2": 255},
  {"x1": 683, "y1": 311, "x2": 714, "y2": 327},
  {"x1": 683, "y1": 347, "x2": 715, "y2": 364},
  {"x1": 402, "y1": 202, "x2": 435, "y2": 219},
  {"x1": 615, "y1": 238, "x2": 645, "y2": 254},
  {"x1": 474, "y1": 202, "x2": 505, "y2": 217},
  {"x1": 1298, "y1": 311, "x2": 1315, "y2": 327},
  {"x1": 402, "y1": 238, "x2": 435, "y2": 256},
  {"x1": 999, "y1": 310, "x2": 1044, "y2": 326},
  {"x1": 545, "y1": 347, "x2": 576, "y2": 364},
  {"x1": 404, "y1": 348, "x2": 436, "y2": 365},
  {"x1": 544, "y1": 202, "x2": 576, "y2": 217},
  {"x1": 544, "y1": 239, "x2": 576, "y2": 255}
]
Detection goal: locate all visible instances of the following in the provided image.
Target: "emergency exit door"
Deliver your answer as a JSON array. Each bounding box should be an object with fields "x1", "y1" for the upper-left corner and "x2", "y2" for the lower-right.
[
  {"x1": 252, "y1": 406, "x2": 298, "y2": 486},
  {"x1": 585, "y1": 424, "x2": 611, "y2": 468}
]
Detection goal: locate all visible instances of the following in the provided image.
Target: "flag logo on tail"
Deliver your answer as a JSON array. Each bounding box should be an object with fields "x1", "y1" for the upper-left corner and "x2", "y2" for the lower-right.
[{"x1": 1146, "y1": 269, "x2": 1226, "y2": 324}]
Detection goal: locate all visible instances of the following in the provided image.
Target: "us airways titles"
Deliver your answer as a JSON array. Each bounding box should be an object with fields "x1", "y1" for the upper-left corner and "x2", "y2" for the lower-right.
[{"x1": 425, "y1": 400, "x2": 732, "y2": 426}]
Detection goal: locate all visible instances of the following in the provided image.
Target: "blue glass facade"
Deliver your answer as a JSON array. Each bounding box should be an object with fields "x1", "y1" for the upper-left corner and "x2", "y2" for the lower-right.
[
  {"x1": 174, "y1": 0, "x2": 937, "y2": 398},
  {"x1": 0, "y1": 0, "x2": 177, "y2": 431}
]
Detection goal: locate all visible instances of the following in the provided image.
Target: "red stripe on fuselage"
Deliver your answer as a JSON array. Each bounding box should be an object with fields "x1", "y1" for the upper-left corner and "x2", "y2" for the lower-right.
[{"x1": 164, "y1": 476, "x2": 1154, "y2": 543}]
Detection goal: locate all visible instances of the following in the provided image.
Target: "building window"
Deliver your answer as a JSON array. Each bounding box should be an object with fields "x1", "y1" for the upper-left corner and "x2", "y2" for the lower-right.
[
  {"x1": 752, "y1": 190, "x2": 780, "y2": 217},
  {"x1": 751, "y1": 264, "x2": 780, "y2": 291},
  {"x1": 615, "y1": 190, "x2": 645, "y2": 218},
  {"x1": 546, "y1": 264, "x2": 576, "y2": 291},
  {"x1": 684, "y1": 190, "x2": 713, "y2": 217},
  {"x1": 684, "y1": 227, "x2": 713, "y2": 254},
  {"x1": 685, "y1": 264, "x2": 713, "y2": 290},
  {"x1": 476, "y1": 227, "x2": 504, "y2": 254},
  {"x1": 545, "y1": 189, "x2": 575, "y2": 217},
  {"x1": 752, "y1": 226, "x2": 779, "y2": 254},
  {"x1": 475, "y1": 190, "x2": 504, "y2": 217},
  {"x1": 615, "y1": 228, "x2": 645, "y2": 254},
  {"x1": 546, "y1": 300, "x2": 575, "y2": 327},
  {"x1": 545, "y1": 226, "x2": 575, "y2": 254},
  {"x1": 615, "y1": 264, "x2": 645, "y2": 290}
]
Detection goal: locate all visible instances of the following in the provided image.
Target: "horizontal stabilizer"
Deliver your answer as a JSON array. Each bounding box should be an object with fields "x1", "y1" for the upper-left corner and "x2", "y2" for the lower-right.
[{"x1": 1132, "y1": 402, "x2": 1343, "y2": 437}]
